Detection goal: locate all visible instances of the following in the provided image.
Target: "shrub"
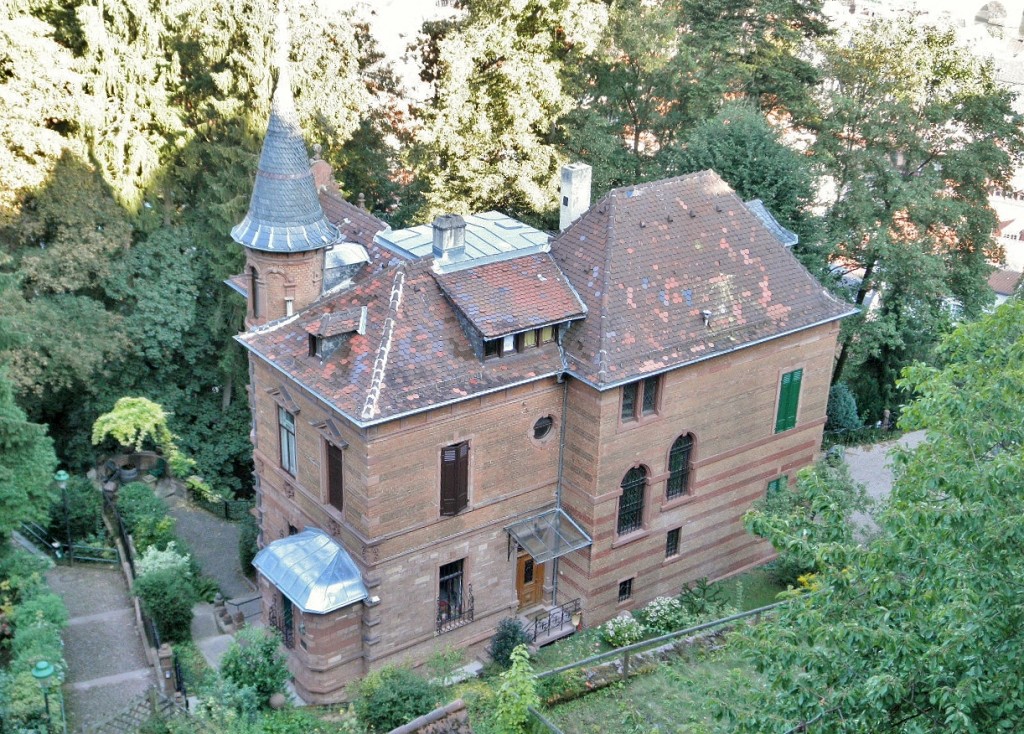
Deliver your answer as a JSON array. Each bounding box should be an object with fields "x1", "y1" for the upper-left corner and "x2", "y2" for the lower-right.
[
  {"x1": 599, "y1": 614, "x2": 645, "y2": 647},
  {"x1": 352, "y1": 666, "x2": 440, "y2": 733},
  {"x1": 238, "y1": 514, "x2": 259, "y2": 578},
  {"x1": 220, "y1": 627, "x2": 290, "y2": 705},
  {"x1": 635, "y1": 596, "x2": 689, "y2": 635},
  {"x1": 678, "y1": 577, "x2": 726, "y2": 616},
  {"x1": 136, "y1": 541, "x2": 191, "y2": 578},
  {"x1": 116, "y1": 482, "x2": 168, "y2": 532},
  {"x1": 10, "y1": 591, "x2": 68, "y2": 629},
  {"x1": 487, "y1": 617, "x2": 531, "y2": 669},
  {"x1": 48, "y1": 476, "x2": 103, "y2": 542},
  {"x1": 493, "y1": 645, "x2": 539, "y2": 734},
  {"x1": 826, "y1": 382, "x2": 861, "y2": 432},
  {"x1": 135, "y1": 567, "x2": 196, "y2": 642}
]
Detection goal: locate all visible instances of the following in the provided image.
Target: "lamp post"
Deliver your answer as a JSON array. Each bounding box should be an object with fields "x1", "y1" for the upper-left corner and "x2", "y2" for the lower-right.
[
  {"x1": 54, "y1": 471, "x2": 70, "y2": 563},
  {"x1": 32, "y1": 659, "x2": 55, "y2": 730}
]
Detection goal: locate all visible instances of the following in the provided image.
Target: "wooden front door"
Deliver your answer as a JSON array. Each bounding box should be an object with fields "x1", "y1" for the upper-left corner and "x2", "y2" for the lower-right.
[{"x1": 515, "y1": 553, "x2": 545, "y2": 609}]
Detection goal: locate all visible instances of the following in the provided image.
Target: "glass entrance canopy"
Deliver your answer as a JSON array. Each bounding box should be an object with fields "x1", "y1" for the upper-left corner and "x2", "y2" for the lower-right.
[{"x1": 505, "y1": 508, "x2": 592, "y2": 564}]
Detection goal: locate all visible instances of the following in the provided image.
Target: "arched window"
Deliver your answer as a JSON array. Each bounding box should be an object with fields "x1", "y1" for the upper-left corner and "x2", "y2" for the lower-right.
[
  {"x1": 666, "y1": 434, "x2": 694, "y2": 500},
  {"x1": 250, "y1": 267, "x2": 260, "y2": 319},
  {"x1": 617, "y1": 467, "x2": 647, "y2": 536}
]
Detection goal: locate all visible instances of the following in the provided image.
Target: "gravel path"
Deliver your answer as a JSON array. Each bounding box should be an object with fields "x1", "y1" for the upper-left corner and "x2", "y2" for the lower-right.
[
  {"x1": 844, "y1": 430, "x2": 927, "y2": 533},
  {"x1": 160, "y1": 487, "x2": 255, "y2": 600},
  {"x1": 46, "y1": 565, "x2": 155, "y2": 731}
]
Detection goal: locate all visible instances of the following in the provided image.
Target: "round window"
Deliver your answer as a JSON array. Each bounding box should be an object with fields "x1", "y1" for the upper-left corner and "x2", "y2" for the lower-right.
[{"x1": 533, "y1": 415, "x2": 555, "y2": 441}]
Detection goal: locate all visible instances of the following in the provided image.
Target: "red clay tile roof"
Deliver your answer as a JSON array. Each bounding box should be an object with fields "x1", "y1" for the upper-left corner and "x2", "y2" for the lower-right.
[
  {"x1": 988, "y1": 267, "x2": 1022, "y2": 295},
  {"x1": 226, "y1": 273, "x2": 249, "y2": 299},
  {"x1": 433, "y1": 254, "x2": 586, "y2": 338},
  {"x1": 551, "y1": 171, "x2": 854, "y2": 387},
  {"x1": 238, "y1": 259, "x2": 564, "y2": 425},
  {"x1": 319, "y1": 191, "x2": 388, "y2": 250},
  {"x1": 306, "y1": 308, "x2": 365, "y2": 337}
]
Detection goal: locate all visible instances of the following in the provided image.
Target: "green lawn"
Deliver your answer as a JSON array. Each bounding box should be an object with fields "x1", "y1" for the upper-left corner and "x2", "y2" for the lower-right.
[
  {"x1": 542, "y1": 645, "x2": 764, "y2": 734},
  {"x1": 709, "y1": 567, "x2": 787, "y2": 611}
]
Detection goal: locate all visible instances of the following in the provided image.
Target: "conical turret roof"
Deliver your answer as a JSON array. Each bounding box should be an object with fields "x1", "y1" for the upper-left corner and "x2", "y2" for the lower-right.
[{"x1": 231, "y1": 65, "x2": 339, "y2": 252}]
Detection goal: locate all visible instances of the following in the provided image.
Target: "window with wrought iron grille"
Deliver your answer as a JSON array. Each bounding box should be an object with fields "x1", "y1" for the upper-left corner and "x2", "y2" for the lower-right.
[
  {"x1": 278, "y1": 407, "x2": 297, "y2": 476},
  {"x1": 616, "y1": 467, "x2": 647, "y2": 535},
  {"x1": 621, "y1": 376, "x2": 661, "y2": 421},
  {"x1": 618, "y1": 578, "x2": 633, "y2": 602},
  {"x1": 665, "y1": 528, "x2": 681, "y2": 558},
  {"x1": 666, "y1": 434, "x2": 694, "y2": 499},
  {"x1": 437, "y1": 559, "x2": 473, "y2": 633}
]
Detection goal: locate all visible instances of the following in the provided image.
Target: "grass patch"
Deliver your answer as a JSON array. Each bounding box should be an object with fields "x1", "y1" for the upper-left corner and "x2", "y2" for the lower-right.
[
  {"x1": 542, "y1": 644, "x2": 762, "y2": 734},
  {"x1": 710, "y1": 567, "x2": 786, "y2": 611},
  {"x1": 531, "y1": 628, "x2": 612, "y2": 672}
]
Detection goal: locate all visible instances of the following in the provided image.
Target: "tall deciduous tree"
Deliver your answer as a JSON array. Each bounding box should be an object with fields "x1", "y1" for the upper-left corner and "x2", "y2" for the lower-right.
[
  {"x1": 674, "y1": 102, "x2": 822, "y2": 264},
  {"x1": 412, "y1": 0, "x2": 607, "y2": 224},
  {"x1": 818, "y1": 19, "x2": 1024, "y2": 416},
  {"x1": 732, "y1": 299, "x2": 1024, "y2": 732}
]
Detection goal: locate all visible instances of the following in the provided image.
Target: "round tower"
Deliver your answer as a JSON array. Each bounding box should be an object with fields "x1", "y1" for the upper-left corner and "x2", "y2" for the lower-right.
[{"x1": 231, "y1": 62, "x2": 340, "y2": 329}]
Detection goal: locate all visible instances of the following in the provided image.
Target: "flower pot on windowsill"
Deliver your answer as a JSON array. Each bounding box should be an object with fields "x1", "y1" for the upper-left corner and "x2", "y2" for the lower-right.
[{"x1": 118, "y1": 463, "x2": 140, "y2": 483}]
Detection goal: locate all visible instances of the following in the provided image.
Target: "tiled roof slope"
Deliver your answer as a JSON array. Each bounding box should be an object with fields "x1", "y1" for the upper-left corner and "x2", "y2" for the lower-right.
[
  {"x1": 434, "y1": 254, "x2": 587, "y2": 338},
  {"x1": 552, "y1": 171, "x2": 854, "y2": 387},
  {"x1": 319, "y1": 191, "x2": 389, "y2": 250},
  {"x1": 238, "y1": 259, "x2": 564, "y2": 425},
  {"x1": 230, "y1": 68, "x2": 340, "y2": 253},
  {"x1": 988, "y1": 267, "x2": 1022, "y2": 296}
]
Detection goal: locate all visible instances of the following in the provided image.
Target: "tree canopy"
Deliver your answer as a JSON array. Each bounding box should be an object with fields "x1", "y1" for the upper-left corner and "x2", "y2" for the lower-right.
[{"x1": 732, "y1": 300, "x2": 1024, "y2": 732}]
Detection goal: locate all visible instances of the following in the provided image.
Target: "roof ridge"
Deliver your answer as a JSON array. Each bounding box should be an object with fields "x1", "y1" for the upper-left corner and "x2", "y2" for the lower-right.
[
  {"x1": 595, "y1": 196, "x2": 617, "y2": 380},
  {"x1": 361, "y1": 266, "x2": 407, "y2": 421}
]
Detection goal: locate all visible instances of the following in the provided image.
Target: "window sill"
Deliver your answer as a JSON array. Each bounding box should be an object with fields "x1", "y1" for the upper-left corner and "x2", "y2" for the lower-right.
[
  {"x1": 660, "y1": 494, "x2": 695, "y2": 512},
  {"x1": 662, "y1": 553, "x2": 683, "y2": 567},
  {"x1": 617, "y1": 413, "x2": 661, "y2": 431},
  {"x1": 611, "y1": 529, "x2": 649, "y2": 549}
]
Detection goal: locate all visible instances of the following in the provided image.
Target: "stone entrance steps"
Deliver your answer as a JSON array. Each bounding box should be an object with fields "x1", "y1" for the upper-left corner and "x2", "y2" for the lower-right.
[{"x1": 517, "y1": 604, "x2": 579, "y2": 649}]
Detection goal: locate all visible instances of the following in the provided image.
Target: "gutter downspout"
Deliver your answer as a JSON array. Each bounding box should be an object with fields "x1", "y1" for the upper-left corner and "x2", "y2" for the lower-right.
[{"x1": 551, "y1": 332, "x2": 571, "y2": 606}]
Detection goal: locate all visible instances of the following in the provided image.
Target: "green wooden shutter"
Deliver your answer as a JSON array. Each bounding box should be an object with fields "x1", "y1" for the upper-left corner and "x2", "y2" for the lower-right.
[{"x1": 775, "y1": 369, "x2": 803, "y2": 432}]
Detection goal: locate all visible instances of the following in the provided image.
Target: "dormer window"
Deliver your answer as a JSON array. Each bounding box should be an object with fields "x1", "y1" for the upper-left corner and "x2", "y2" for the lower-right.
[
  {"x1": 306, "y1": 306, "x2": 367, "y2": 361},
  {"x1": 484, "y1": 325, "x2": 559, "y2": 360}
]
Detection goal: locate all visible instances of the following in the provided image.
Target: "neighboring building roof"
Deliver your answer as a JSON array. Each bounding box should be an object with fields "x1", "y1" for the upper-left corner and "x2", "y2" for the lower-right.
[
  {"x1": 375, "y1": 211, "x2": 549, "y2": 264},
  {"x1": 744, "y1": 199, "x2": 798, "y2": 247},
  {"x1": 253, "y1": 528, "x2": 368, "y2": 614},
  {"x1": 238, "y1": 258, "x2": 565, "y2": 425},
  {"x1": 433, "y1": 254, "x2": 587, "y2": 339},
  {"x1": 230, "y1": 67, "x2": 340, "y2": 253},
  {"x1": 551, "y1": 171, "x2": 855, "y2": 387},
  {"x1": 988, "y1": 268, "x2": 1022, "y2": 296}
]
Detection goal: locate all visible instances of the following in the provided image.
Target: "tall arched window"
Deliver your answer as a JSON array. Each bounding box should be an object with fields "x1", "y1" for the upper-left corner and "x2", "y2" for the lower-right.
[
  {"x1": 250, "y1": 266, "x2": 260, "y2": 319},
  {"x1": 617, "y1": 467, "x2": 647, "y2": 536},
  {"x1": 666, "y1": 434, "x2": 694, "y2": 500}
]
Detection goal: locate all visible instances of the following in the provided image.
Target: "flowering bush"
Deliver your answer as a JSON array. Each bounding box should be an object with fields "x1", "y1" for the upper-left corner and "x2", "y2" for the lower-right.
[
  {"x1": 136, "y1": 541, "x2": 191, "y2": 578},
  {"x1": 600, "y1": 614, "x2": 645, "y2": 647},
  {"x1": 635, "y1": 596, "x2": 689, "y2": 635}
]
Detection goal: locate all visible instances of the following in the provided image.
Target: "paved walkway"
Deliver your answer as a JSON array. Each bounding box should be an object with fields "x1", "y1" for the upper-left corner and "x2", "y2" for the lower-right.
[
  {"x1": 46, "y1": 565, "x2": 155, "y2": 732},
  {"x1": 844, "y1": 430, "x2": 927, "y2": 533},
  {"x1": 158, "y1": 482, "x2": 255, "y2": 600}
]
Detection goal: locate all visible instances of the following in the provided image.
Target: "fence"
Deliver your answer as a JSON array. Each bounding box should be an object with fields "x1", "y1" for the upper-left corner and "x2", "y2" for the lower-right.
[
  {"x1": 529, "y1": 601, "x2": 791, "y2": 734},
  {"x1": 226, "y1": 594, "x2": 262, "y2": 622},
  {"x1": 18, "y1": 521, "x2": 119, "y2": 566},
  {"x1": 190, "y1": 493, "x2": 254, "y2": 521}
]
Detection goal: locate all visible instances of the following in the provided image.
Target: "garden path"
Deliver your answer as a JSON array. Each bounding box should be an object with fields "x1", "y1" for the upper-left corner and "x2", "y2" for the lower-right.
[
  {"x1": 844, "y1": 430, "x2": 926, "y2": 534},
  {"x1": 46, "y1": 564, "x2": 155, "y2": 732}
]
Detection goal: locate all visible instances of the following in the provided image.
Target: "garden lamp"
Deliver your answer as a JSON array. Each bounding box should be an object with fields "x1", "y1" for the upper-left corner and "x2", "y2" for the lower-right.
[
  {"x1": 53, "y1": 470, "x2": 71, "y2": 563},
  {"x1": 31, "y1": 659, "x2": 55, "y2": 726},
  {"x1": 53, "y1": 470, "x2": 69, "y2": 490}
]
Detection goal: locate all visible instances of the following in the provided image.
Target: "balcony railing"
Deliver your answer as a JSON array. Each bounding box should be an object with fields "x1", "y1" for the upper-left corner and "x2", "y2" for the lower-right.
[
  {"x1": 437, "y1": 584, "x2": 474, "y2": 634},
  {"x1": 526, "y1": 598, "x2": 581, "y2": 643}
]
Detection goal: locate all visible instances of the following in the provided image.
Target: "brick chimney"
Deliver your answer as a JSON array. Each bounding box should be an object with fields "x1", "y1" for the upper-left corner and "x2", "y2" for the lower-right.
[{"x1": 559, "y1": 163, "x2": 592, "y2": 231}]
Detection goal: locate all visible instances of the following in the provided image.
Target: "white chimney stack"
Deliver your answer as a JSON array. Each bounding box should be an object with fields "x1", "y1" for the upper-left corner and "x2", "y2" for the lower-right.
[
  {"x1": 431, "y1": 214, "x2": 466, "y2": 260},
  {"x1": 559, "y1": 163, "x2": 592, "y2": 231}
]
